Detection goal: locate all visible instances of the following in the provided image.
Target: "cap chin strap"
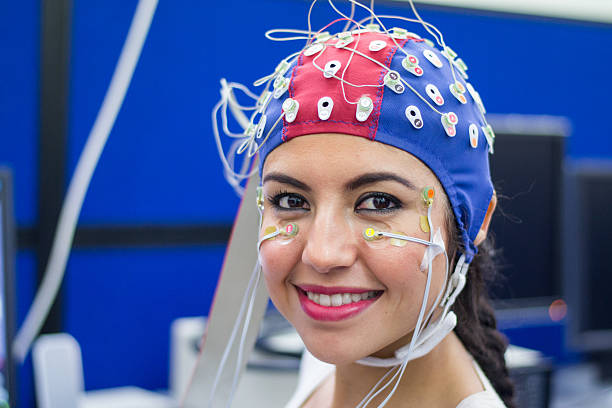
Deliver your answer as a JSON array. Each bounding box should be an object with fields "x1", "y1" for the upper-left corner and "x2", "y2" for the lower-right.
[{"x1": 357, "y1": 253, "x2": 470, "y2": 368}]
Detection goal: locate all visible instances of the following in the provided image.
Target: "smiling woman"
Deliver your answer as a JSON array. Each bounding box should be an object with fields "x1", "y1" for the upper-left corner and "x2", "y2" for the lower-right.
[
  {"x1": 261, "y1": 134, "x2": 450, "y2": 365},
  {"x1": 210, "y1": 1, "x2": 514, "y2": 407}
]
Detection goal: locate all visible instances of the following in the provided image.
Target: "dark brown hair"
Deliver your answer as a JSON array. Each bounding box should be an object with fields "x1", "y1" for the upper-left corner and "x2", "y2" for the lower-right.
[{"x1": 446, "y1": 210, "x2": 516, "y2": 407}]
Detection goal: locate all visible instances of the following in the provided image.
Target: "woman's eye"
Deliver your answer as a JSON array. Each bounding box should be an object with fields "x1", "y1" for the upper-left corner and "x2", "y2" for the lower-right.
[
  {"x1": 356, "y1": 193, "x2": 400, "y2": 212},
  {"x1": 270, "y1": 193, "x2": 310, "y2": 211}
]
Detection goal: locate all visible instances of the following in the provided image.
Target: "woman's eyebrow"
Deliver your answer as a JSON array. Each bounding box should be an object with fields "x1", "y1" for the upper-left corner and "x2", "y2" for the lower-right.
[
  {"x1": 346, "y1": 172, "x2": 417, "y2": 191},
  {"x1": 262, "y1": 172, "x2": 311, "y2": 192}
]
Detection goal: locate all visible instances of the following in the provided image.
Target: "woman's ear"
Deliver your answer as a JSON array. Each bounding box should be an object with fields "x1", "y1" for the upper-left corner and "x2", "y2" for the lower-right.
[{"x1": 474, "y1": 191, "x2": 497, "y2": 246}]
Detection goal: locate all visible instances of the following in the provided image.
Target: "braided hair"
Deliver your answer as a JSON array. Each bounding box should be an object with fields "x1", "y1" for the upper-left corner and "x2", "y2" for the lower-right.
[{"x1": 446, "y1": 208, "x2": 516, "y2": 407}]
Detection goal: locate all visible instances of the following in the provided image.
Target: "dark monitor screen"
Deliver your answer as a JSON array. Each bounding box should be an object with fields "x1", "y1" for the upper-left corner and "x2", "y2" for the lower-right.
[
  {"x1": 0, "y1": 169, "x2": 16, "y2": 407},
  {"x1": 486, "y1": 116, "x2": 566, "y2": 303},
  {"x1": 564, "y1": 161, "x2": 612, "y2": 350}
]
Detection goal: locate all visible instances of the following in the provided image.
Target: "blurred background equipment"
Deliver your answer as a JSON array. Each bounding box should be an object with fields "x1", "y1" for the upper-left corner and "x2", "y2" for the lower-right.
[
  {"x1": 33, "y1": 333, "x2": 84, "y2": 408},
  {"x1": 564, "y1": 161, "x2": 612, "y2": 369},
  {"x1": 0, "y1": 169, "x2": 17, "y2": 408},
  {"x1": 487, "y1": 115, "x2": 567, "y2": 304},
  {"x1": 169, "y1": 316, "x2": 206, "y2": 402},
  {"x1": 32, "y1": 332, "x2": 176, "y2": 408}
]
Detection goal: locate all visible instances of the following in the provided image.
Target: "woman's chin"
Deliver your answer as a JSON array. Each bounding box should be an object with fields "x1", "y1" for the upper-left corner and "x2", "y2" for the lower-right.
[
  {"x1": 306, "y1": 346, "x2": 360, "y2": 366},
  {"x1": 301, "y1": 337, "x2": 373, "y2": 366}
]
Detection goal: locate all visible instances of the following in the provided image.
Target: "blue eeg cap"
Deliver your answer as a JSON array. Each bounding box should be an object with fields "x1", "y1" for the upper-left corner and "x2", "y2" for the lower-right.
[{"x1": 256, "y1": 31, "x2": 495, "y2": 262}]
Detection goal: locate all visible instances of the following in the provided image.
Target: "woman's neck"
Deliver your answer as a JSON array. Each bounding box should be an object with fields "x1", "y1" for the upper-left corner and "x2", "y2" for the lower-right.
[{"x1": 329, "y1": 332, "x2": 484, "y2": 408}]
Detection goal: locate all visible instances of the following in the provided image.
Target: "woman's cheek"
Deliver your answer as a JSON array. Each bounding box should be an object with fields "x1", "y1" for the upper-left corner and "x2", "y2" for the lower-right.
[
  {"x1": 365, "y1": 243, "x2": 425, "y2": 283},
  {"x1": 259, "y1": 241, "x2": 301, "y2": 300}
]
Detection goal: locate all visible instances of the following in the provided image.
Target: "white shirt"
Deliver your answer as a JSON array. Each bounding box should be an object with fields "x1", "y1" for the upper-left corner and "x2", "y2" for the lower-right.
[{"x1": 285, "y1": 350, "x2": 506, "y2": 408}]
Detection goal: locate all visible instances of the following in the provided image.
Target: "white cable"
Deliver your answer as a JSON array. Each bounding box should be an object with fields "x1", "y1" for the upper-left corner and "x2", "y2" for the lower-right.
[
  {"x1": 354, "y1": 366, "x2": 398, "y2": 408},
  {"x1": 212, "y1": 91, "x2": 256, "y2": 187},
  {"x1": 357, "y1": 363, "x2": 403, "y2": 408},
  {"x1": 204, "y1": 195, "x2": 267, "y2": 406},
  {"x1": 342, "y1": 1, "x2": 356, "y2": 31},
  {"x1": 206, "y1": 261, "x2": 260, "y2": 408},
  {"x1": 265, "y1": 29, "x2": 312, "y2": 41},
  {"x1": 360, "y1": 359, "x2": 409, "y2": 408},
  {"x1": 227, "y1": 268, "x2": 261, "y2": 407},
  {"x1": 12, "y1": 0, "x2": 158, "y2": 363}
]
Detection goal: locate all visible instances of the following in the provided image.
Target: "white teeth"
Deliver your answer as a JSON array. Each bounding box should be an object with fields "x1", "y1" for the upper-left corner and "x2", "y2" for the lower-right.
[{"x1": 305, "y1": 290, "x2": 380, "y2": 306}]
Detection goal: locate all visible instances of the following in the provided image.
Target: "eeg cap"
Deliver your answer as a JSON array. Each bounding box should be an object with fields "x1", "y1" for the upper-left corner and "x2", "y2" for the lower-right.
[{"x1": 256, "y1": 30, "x2": 494, "y2": 262}]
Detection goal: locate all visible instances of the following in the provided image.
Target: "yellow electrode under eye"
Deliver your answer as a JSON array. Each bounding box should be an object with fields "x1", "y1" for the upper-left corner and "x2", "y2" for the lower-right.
[
  {"x1": 362, "y1": 228, "x2": 411, "y2": 247},
  {"x1": 363, "y1": 227, "x2": 382, "y2": 241}
]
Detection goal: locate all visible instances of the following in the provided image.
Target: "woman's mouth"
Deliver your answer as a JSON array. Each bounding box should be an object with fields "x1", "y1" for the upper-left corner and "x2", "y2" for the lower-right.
[
  {"x1": 295, "y1": 285, "x2": 383, "y2": 321},
  {"x1": 305, "y1": 290, "x2": 380, "y2": 306}
]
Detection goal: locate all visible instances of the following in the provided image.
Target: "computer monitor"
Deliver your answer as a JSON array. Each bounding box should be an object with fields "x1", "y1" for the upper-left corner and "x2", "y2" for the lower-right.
[
  {"x1": 486, "y1": 115, "x2": 567, "y2": 306},
  {"x1": 0, "y1": 168, "x2": 17, "y2": 407},
  {"x1": 564, "y1": 160, "x2": 612, "y2": 351}
]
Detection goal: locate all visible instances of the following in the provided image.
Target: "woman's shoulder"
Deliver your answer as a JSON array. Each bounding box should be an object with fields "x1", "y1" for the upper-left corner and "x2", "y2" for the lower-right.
[
  {"x1": 456, "y1": 360, "x2": 507, "y2": 408},
  {"x1": 456, "y1": 390, "x2": 507, "y2": 408},
  {"x1": 285, "y1": 350, "x2": 335, "y2": 408}
]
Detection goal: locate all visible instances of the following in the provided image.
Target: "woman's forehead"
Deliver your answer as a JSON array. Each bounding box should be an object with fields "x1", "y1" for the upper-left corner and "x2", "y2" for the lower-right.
[{"x1": 262, "y1": 133, "x2": 437, "y2": 185}]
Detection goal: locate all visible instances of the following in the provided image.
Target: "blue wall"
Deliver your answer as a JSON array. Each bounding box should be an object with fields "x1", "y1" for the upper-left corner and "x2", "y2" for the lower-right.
[
  {"x1": 1, "y1": 0, "x2": 612, "y2": 406},
  {"x1": 63, "y1": 246, "x2": 223, "y2": 390},
  {"x1": 1, "y1": 1, "x2": 40, "y2": 407}
]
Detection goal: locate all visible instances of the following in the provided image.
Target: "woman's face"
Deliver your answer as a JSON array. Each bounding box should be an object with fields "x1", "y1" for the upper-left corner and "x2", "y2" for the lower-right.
[{"x1": 259, "y1": 133, "x2": 450, "y2": 365}]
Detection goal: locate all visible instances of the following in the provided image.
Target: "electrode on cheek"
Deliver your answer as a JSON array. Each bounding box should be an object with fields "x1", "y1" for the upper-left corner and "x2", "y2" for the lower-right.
[
  {"x1": 362, "y1": 227, "x2": 431, "y2": 248},
  {"x1": 283, "y1": 222, "x2": 299, "y2": 237},
  {"x1": 421, "y1": 187, "x2": 435, "y2": 233},
  {"x1": 422, "y1": 187, "x2": 435, "y2": 207},
  {"x1": 361, "y1": 226, "x2": 396, "y2": 250},
  {"x1": 256, "y1": 187, "x2": 265, "y2": 212},
  {"x1": 419, "y1": 216, "x2": 430, "y2": 233},
  {"x1": 259, "y1": 223, "x2": 300, "y2": 247},
  {"x1": 363, "y1": 227, "x2": 383, "y2": 241}
]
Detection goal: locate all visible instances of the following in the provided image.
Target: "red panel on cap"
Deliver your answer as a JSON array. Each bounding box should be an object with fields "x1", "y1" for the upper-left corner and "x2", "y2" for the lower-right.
[{"x1": 283, "y1": 33, "x2": 408, "y2": 142}]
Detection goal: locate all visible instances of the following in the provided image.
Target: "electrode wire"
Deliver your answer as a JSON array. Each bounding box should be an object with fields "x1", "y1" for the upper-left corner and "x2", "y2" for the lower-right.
[
  {"x1": 342, "y1": 1, "x2": 356, "y2": 32},
  {"x1": 206, "y1": 260, "x2": 261, "y2": 408},
  {"x1": 212, "y1": 96, "x2": 257, "y2": 191},
  {"x1": 357, "y1": 359, "x2": 409, "y2": 408},
  {"x1": 354, "y1": 365, "x2": 399, "y2": 408},
  {"x1": 227, "y1": 267, "x2": 262, "y2": 407},
  {"x1": 337, "y1": 0, "x2": 460, "y2": 86}
]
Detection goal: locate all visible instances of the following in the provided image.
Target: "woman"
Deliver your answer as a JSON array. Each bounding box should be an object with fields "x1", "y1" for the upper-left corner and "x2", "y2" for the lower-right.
[{"x1": 213, "y1": 1, "x2": 515, "y2": 406}]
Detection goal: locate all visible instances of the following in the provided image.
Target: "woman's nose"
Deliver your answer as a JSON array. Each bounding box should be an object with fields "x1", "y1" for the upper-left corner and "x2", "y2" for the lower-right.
[{"x1": 301, "y1": 211, "x2": 358, "y2": 274}]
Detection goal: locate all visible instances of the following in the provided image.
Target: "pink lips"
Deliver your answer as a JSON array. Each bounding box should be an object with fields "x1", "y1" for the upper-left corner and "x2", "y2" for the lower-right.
[{"x1": 296, "y1": 285, "x2": 382, "y2": 322}]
